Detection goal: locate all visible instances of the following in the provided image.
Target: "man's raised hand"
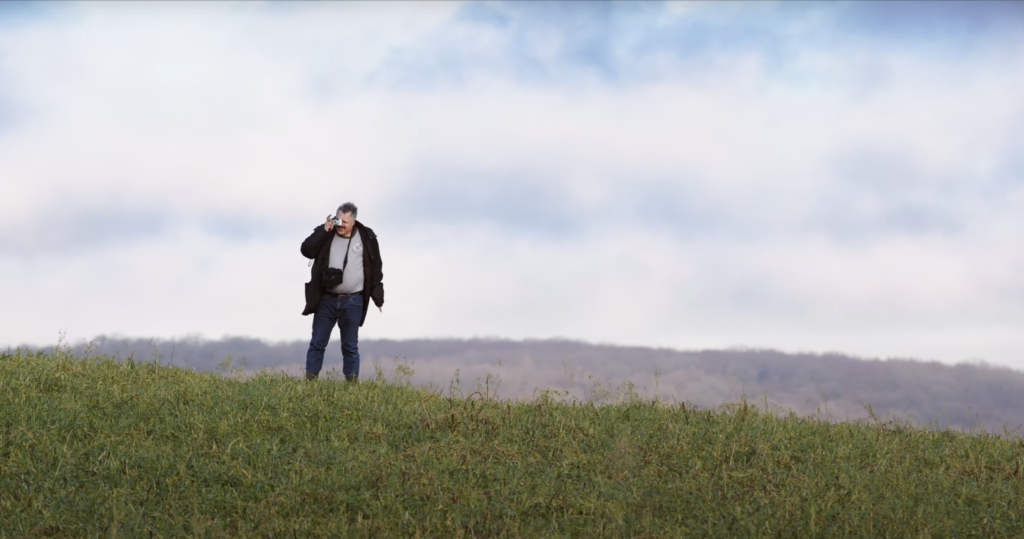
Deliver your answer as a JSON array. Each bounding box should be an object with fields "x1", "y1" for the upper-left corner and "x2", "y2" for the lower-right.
[{"x1": 323, "y1": 215, "x2": 335, "y2": 232}]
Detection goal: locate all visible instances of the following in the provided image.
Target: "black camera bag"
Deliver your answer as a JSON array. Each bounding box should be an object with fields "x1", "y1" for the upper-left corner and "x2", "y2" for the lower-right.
[{"x1": 321, "y1": 233, "x2": 353, "y2": 291}]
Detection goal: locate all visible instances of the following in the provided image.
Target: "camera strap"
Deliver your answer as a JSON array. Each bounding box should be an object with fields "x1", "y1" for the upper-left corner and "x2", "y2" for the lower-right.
[{"x1": 340, "y1": 232, "x2": 354, "y2": 272}]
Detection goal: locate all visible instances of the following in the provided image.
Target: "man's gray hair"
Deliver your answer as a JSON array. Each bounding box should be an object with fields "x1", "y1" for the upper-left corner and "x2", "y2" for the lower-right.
[{"x1": 336, "y1": 202, "x2": 358, "y2": 218}]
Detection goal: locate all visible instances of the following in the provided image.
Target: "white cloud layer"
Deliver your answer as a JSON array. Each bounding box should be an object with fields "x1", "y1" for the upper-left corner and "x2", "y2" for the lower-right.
[{"x1": 2, "y1": 2, "x2": 1023, "y2": 368}]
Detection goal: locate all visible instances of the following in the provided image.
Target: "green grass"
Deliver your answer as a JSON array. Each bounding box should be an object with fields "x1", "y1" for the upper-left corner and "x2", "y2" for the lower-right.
[{"x1": 1, "y1": 349, "x2": 1023, "y2": 538}]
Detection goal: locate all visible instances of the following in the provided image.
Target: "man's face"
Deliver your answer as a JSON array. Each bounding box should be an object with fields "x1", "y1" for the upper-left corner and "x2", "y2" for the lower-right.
[{"x1": 335, "y1": 211, "x2": 355, "y2": 236}]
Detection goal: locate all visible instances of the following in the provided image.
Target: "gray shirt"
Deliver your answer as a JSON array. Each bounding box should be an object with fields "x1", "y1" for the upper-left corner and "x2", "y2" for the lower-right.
[{"x1": 328, "y1": 229, "x2": 364, "y2": 294}]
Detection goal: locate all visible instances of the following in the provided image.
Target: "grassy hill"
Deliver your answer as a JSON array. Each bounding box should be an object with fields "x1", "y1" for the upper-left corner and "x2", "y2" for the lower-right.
[
  {"x1": 2, "y1": 349, "x2": 1023, "y2": 537},
  {"x1": 48, "y1": 335, "x2": 1024, "y2": 432}
]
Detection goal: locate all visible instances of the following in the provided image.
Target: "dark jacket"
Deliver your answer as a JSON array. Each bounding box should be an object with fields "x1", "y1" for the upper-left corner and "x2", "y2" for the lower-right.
[{"x1": 300, "y1": 221, "x2": 384, "y2": 326}]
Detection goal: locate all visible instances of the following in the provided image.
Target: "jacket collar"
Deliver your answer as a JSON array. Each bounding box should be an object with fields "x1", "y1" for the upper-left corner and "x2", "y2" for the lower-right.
[{"x1": 354, "y1": 220, "x2": 374, "y2": 238}]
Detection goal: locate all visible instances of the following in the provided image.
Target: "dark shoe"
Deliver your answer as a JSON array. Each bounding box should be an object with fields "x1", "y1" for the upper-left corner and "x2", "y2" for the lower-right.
[
  {"x1": 305, "y1": 370, "x2": 319, "y2": 381},
  {"x1": 345, "y1": 374, "x2": 358, "y2": 383}
]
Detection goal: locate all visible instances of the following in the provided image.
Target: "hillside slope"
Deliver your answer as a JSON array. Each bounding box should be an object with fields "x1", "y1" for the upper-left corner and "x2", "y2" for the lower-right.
[
  {"x1": 2, "y1": 349, "x2": 1022, "y2": 537},
  {"x1": 39, "y1": 335, "x2": 1024, "y2": 432}
]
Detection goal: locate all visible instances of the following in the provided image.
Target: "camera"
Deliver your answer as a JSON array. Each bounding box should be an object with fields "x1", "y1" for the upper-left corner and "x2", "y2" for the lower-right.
[{"x1": 331, "y1": 216, "x2": 343, "y2": 226}]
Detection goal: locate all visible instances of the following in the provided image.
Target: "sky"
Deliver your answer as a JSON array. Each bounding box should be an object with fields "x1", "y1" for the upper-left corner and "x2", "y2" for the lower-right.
[{"x1": 2, "y1": 1, "x2": 1024, "y2": 368}]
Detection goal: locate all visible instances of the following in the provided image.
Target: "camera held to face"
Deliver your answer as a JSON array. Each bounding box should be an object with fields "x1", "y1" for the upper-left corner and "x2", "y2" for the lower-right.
[{"x1": 332, "y1": 216, "x2": 343, "y2": 227}]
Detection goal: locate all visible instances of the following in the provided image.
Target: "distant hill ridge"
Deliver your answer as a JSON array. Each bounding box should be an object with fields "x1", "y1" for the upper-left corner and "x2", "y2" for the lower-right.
[{"x1": 22, "y1": 335, "x2": 1024, "y2": 432}]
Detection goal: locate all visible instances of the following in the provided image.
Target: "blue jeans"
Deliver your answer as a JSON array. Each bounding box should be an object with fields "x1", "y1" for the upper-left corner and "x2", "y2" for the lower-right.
[{"x1": 306, "y1": 293, "x2": 363, "y2": 377}]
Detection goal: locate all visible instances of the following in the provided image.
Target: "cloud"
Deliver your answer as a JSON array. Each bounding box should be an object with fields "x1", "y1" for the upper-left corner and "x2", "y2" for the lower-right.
[
  {"x1": 837, "y1": 0, "x2": 1024, "y2": 40},
  {"x1": 2, "y1": 1, "x2": 1024, "y2": 368}
]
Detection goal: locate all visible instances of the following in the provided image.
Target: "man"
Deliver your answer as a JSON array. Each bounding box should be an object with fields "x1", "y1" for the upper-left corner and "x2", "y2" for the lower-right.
[{"x1": 300, "y1": 202, "x2": 384, "y2": 382}]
